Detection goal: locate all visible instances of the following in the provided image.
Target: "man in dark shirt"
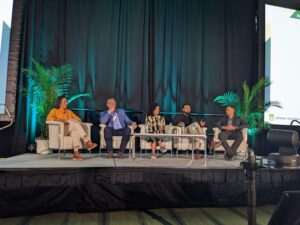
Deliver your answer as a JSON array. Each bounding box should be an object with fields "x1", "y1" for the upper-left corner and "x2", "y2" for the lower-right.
[
  {"x1": 216, "y1": 105, "x2": 247, "y2": 160},
  {"x1": 173, "y1": 103, "x2": 206, "y2": 159},
  {"x1": 173, "y1": 103, "x2": 205, "y2": 128}
]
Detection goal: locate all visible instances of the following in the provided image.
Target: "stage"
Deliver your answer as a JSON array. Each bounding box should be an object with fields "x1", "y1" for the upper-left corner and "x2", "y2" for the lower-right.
[
  {"x1": 0, "y1": 153, "x2": 299, "y2": 218},
  {"x1": 0, "y1": 153, "x2": 240, "y2": 169}
]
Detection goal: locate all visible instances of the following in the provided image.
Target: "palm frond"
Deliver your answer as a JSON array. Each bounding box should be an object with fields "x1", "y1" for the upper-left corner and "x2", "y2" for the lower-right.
[
  {"x1": 68, "y1": 93, "x2": 91, "y2": 104},
  {"x1": 242, "y1": 81, "x2": 250, "y2": 117},
  {"x1": 213, "y1": 91, "x2": 241, "y2": 115},
  {"x1": 22, "y1": 58, "x2": 91, "y2": 137},
  {"x1": 214, "y1": 76, "x2": 280, "y2": 137},
  {"x1": 248, "y1": 77, "x2": 266, "y2": 102},
  {"x1": 213, "y1": 91, "x2": 240, "y2": 106}
]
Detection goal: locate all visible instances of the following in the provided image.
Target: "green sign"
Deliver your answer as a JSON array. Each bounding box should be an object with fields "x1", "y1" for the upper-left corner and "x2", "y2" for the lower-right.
[{"x1": 291, "y1": 10, "x2": 300, "y2": 20}]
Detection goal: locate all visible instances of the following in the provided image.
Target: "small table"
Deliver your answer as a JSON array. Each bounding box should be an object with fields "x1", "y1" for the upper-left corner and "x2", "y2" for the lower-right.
[{"x1": 130, "y1": 133, "x2": 208, "y2": 166}]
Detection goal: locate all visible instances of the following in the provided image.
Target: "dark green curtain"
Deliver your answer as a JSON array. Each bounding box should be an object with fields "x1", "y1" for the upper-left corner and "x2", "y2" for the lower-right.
[{"x1": 14, "y1": 0, "x2": 257, "y2": 148}]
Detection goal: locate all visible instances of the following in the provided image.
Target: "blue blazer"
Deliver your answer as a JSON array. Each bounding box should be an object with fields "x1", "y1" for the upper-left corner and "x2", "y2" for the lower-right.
[{"x1": 100, "y1": 109, "x2": 133, "y2": 129}]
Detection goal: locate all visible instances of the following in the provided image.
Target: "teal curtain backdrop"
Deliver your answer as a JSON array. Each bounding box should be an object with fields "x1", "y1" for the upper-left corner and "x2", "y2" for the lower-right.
[{"x1": 14, "y1": 0, "x2": 257, "y2": 148}]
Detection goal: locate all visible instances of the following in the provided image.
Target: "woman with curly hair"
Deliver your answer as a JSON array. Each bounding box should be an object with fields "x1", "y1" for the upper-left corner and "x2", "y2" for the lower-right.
[{"x1": 145, "y1": 103, "x2": 167, "y2": 159}]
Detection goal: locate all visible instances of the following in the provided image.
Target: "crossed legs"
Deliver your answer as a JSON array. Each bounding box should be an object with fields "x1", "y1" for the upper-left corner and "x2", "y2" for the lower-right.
[
  {"x1": 219, "y1": 130, "x2": 243, "y2": 159},
  {"x1": 64, "y1": 120, "x2": 97, "y2": 160}
]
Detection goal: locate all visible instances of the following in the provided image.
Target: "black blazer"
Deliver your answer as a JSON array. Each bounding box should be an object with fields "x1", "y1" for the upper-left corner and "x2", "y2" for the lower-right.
[{"x1": 216, "y1": 116, "x2": 247, "y2": 130}]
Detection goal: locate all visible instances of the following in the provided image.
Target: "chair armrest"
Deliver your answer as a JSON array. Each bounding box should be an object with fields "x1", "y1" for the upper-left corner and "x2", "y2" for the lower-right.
[
  {"x1": 138, "y1": 124, "x2": 146, "y2": 134},
  {"x1": 99, "y1": 124, "x2": 106, "y2": 148},
  {"x1": 169, "y1": 125, "x2": 184, "y2": 134},
  {"x1": 242, "y1": 128, "x2": 248, "y2": 142},
  {"x1": 99, "y1": 124, "x2": 107, "y2": 137},
  {"x1": 46, "y1": 121, "x2": 64, "y2": 126},
  {"x1": 128, "y1": 125, "x2": 134, "y2": 134},
  {"x1": 169, "y1": 125, "x2": 207, "y2": 135},
  {"x1": 212, "y1": 127, "x2": 248, "y2": 142},
  {"x1": 213, "y1": 127, "x2": 221, "y2": 141},
  {"x1": 166, "y1": 125, "x2": 180, "y2": 134},
  {"x1": 46, "y1": 121, "x2": 65, "y2": 149},
  {"x1": 82, "y1": 122, "x2": 93, "y2": 127}
]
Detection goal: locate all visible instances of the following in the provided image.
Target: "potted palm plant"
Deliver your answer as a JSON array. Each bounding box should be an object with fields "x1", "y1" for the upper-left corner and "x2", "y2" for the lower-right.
[
  {"x1": 213, "y1": 77, "x2": 281, "y2": 146},
  {"x1": 23, "y1": 58, "x2": 90, "y2": 153}
]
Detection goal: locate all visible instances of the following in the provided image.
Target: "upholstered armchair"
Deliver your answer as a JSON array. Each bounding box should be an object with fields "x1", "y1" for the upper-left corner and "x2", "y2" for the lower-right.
[{"x1": 46, "y1": 121, "x2": 93, "y2": 159}]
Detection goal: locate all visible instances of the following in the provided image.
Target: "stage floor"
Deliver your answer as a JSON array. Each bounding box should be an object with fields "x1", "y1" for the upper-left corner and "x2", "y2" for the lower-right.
[{"x1": 0, "y1": 153, "x2": 241, "y2": 170}]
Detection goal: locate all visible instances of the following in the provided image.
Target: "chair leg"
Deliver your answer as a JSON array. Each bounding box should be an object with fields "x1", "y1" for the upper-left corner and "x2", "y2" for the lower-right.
[
  {"x1": 129, "y1": 147, "x2": 131, "y2": 159},
  {"x1": 58, "y1": 149, "x2": 61, "y2": 160},
  {"x1": 99, "y1": 147, "x2": 101, "y2": 158}
]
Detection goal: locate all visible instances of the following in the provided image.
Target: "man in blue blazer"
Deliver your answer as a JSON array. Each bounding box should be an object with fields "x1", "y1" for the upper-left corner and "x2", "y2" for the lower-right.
[
  {"x1": 100, "y1": 97, "x2": 137, "y2": 159},
  {"x1": 216, "y1": 105, "x2": 247, "y2": 160}
]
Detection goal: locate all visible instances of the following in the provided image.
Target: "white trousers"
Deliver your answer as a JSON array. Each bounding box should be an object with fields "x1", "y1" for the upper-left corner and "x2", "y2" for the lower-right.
[{"x1": 64, "y1": 120, "x2": 87, "y2": 148}]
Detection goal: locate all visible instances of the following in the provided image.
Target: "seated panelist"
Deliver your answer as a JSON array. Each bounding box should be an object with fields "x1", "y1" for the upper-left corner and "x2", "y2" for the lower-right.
[
  {"x1": 100, "y1": 97, "x2": 137, "y2": 159},
  {"x1": 47, "y1": 96, "x2": 97, "y2": 161},
  {"x1": 216, "y1": 105, "x2": 247, "y2": 160},
  {"x1": 145, "y1": 103, "x2": 167, "y2": 159},
  {"x1": 173, "y1": 103, "x2": 206, "y2": 159}
]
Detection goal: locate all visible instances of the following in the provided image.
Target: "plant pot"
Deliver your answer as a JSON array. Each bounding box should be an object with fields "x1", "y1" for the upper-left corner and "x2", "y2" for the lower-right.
[{"x1": 35, "y1": 137, "x2": 51, "y2": 154}]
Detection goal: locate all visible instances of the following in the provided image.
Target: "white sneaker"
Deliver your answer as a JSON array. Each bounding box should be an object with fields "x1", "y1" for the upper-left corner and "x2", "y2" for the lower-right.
[
  {"x1": 160, "y1": 149, "x2": 167, "y2": 153},
  {"x1": 151, "y1": 155, "x2": 157, "y2": 159}
]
